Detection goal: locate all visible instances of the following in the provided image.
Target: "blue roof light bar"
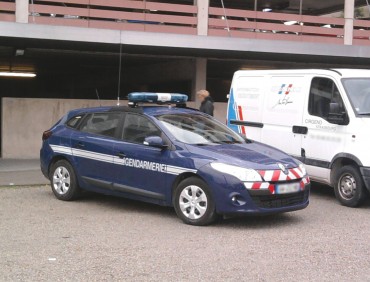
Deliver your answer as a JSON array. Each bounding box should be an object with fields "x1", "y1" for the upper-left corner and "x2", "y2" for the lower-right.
[{"x1": 128, "y1": 92, "x2": 188, "y2": 107}]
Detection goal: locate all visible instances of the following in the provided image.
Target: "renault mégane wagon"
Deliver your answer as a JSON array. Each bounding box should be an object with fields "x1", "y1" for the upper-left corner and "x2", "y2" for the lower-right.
[{"x1": 40, "y1": 93, "x2": 310, "y2": 225}]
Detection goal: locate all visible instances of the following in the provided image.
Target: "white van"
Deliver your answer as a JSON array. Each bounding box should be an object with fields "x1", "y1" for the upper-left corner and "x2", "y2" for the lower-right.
[{"x1": 227, "y1": 69, "x2": 370, "y2": 207}]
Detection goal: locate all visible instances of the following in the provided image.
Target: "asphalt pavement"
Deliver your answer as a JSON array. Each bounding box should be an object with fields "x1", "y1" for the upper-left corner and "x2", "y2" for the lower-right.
[{"x1": 1, "y1": 183, "x2": 370, "y2": 281}]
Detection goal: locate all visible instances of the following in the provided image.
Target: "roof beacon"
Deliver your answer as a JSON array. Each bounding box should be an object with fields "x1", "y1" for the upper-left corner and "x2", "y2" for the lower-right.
[{"x1": 128, "y1": 92, "x2": 188, "y2": 107}]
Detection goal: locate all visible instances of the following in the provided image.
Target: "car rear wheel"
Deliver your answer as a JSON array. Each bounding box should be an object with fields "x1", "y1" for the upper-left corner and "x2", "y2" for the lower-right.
[
  {"x1": 50, "y1": 160, "x2": 81, "y2": 201},
  {"x1": 333, "y1": 165, "x2": 365, "y2": 207},
  {"x1": 173, "y1": 177, "x2": 217, "y2": 226}
]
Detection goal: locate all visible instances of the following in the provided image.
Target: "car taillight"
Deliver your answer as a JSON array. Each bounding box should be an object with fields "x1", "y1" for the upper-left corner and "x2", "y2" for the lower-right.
[{"x1": 42, "y1": 130, "x2": 52, "y2": 141}]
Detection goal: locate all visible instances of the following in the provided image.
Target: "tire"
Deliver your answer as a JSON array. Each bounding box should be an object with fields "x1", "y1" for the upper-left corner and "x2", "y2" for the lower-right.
[
  {"x1": 49, "y1": 160, "x2": 81, "y2": 201},
  {"x1": 173, "y1": 177, "x2": 217, "y2": 226},
  {"x1": 333, "y1": 165, "x2": 366, "y2": 207}
]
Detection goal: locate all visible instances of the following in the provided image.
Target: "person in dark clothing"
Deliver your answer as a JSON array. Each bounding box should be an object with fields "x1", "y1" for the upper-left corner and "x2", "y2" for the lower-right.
[{"x1": 197, "y1": 89, "x2": 214, "y2": 116}]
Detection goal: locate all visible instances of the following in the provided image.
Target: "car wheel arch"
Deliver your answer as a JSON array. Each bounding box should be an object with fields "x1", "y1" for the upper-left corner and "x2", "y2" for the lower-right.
[
  {"x1": 48, "y1": 155, "x2": 73, "y2": 176},
  {"x1": 171, "y1": 172, "x2": 207, "y2": 203}
]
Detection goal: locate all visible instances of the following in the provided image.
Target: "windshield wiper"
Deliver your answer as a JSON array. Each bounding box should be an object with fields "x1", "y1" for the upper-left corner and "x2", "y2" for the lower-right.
[
  {"x1": 194, "y1": 143, "x2": 210, "y2": 146},
  {"x1": 214, "y1": 140, "x2": 243, "y2": 144},
  {"x1": 194, "y1": 140, "x2": 244, "y2": 145},
  {"x1": 195, "y1": 142, "x2": 225, "y2": 146},
  {"x1": 359, "y1": 112, "x2": 370, "y2": 116}
]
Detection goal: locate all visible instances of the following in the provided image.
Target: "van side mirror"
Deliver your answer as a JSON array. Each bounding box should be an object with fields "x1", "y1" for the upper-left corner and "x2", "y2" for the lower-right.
[
  {"x1": 327, "y1": 102, "x2": 349, "y2": 125},
  {"x1": 329, "y1": 102, "x2": 340, "y2": 114},
  {"x1": 143, "y1": 136, "x2": 168, "y2": 149}
]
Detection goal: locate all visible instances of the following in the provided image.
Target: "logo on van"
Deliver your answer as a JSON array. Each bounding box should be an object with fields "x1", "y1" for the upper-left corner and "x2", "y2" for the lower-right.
[
  {"x1": 278, "y1": 84, "x2": 293, "y2": 95},
  {"x1": 274, "y1": 84, "x2": 294, "y2": 107}
]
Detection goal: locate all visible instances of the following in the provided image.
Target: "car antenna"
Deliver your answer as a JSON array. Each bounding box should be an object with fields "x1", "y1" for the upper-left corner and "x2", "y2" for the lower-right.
[
  {"x1": 117, "y1": 43, "x2": 123, "y2": 106},
  {"x1": 95, "y1": 88, "x2": 102, "y2": 107},
  {"x1": 220, "y1": 0, "x2": 231, "y2": 37}
]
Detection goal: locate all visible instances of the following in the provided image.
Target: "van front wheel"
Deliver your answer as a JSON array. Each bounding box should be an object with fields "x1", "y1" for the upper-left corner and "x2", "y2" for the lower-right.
[{"x1": 333, "y1": 165, "x2": 365, "y2": 207}]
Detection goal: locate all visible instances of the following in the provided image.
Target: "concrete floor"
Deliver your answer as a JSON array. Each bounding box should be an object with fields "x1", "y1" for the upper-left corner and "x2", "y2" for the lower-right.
[{"x1": 1, "y1": 184, "x2": 370, "y2": 281}]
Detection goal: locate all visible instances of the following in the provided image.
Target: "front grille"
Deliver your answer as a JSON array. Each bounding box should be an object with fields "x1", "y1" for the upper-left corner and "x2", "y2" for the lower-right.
[{"x1": 251, "y1": 190, "x2": 309, "y2": 209}]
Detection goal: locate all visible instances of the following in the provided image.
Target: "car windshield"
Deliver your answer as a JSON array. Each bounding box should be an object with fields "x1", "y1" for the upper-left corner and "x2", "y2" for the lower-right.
[
  {"x1": 342, "y1": 78, "x2": 370, "y2": 115},
  {"x1": 156, "y1": 113, "x2": 245, "y2": 145}
]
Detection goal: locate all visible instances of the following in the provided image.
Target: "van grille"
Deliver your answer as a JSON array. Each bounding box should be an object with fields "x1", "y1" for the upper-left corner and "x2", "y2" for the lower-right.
[{"x1": 251, "y1": 190, "x2": 309, "y2": 209}]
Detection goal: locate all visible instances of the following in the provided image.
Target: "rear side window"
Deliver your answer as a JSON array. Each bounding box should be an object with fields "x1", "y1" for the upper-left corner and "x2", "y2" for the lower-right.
[
  {"x1": 308, "y1": 77, "x2": 345, "y2": 121},
  {"x1": 80, "y1": 113, "x2": 122, "y2": 138},
  {"x1": 66, "y1": 115, "x2": 83, "y2": 129}
]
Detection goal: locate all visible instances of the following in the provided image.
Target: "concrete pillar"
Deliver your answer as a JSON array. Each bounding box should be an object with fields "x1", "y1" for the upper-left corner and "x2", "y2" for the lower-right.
[
  {"x1": 195, "y1": 0, "x2": 209, "y2": 36},
  {"x1": 192, "y1": 58, "x2": 207, "y2": 107},
  {"x1": 16, "y1": 0, "x2": 28, "y2": 23},
  {"x1": 344, "y1": 0, "x2": 354, "y2": 45}
]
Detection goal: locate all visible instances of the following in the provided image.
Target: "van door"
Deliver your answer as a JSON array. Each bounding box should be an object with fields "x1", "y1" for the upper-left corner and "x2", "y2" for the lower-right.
[
  {"x1": 301, "y1": 76, "x2": 348, "y2": 182},
  {"x1": 261, "y1": 75, "x2": 308, "y2": 158}
]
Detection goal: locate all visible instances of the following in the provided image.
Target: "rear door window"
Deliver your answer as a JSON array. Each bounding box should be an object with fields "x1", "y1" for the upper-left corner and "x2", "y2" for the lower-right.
[{"x1": 79, "y1": 112, "x2": 122, "y2": 138}]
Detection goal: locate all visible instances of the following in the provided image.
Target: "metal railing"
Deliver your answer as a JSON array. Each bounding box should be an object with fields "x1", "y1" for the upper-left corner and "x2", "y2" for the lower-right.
[
  {"x1": 0, "y1": 0, "x2": 369, "y2": 45},
  {"x1": 0, "y1": 1, "x2": 15, "y2": 22},
  {"x1": 0, "y1": 0, "x2": 197, "y2": 34},
  {"x1": 208, "y1": 7, "x2": 345, "y2": 44}
]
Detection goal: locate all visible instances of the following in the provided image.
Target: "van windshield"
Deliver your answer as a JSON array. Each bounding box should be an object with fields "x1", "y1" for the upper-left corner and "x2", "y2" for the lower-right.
[
  {"x1": 342, "y1": 78, "x2": 370, "y2": 115},
  {"x1": 156, "y1": 113, "x2": 245, "y2": 145}
]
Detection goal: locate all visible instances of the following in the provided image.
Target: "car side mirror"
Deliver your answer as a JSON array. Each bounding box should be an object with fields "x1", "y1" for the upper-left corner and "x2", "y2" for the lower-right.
[
  {"x1": 327, "y1": 102, "x2": 349, "y2": 125},
  {"x1": 143, "y1": 136, "x2": 168, "y2": 149}
]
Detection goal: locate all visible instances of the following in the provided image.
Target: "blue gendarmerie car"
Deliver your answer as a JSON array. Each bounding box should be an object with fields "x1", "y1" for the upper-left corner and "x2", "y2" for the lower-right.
[{"x1": 40, "y1": 93, "x2": 310, "y2": 226}]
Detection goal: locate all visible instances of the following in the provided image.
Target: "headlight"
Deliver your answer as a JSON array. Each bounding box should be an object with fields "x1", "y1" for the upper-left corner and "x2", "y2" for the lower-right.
[
  {"x1": 210, "y1": 163, "x2": 262, "y2": 182},
  {"x1": 299, "y1": 163, "x2": 307, "y2": 176}
]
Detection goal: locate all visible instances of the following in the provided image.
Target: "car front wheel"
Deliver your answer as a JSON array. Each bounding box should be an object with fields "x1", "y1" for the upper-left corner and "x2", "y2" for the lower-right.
[
  {"x1": 50, "y1": 160, "x2": 81, "y2": 201},
  {"x1": 173, "y1": 177, "x2": 217, "y2": 226}
]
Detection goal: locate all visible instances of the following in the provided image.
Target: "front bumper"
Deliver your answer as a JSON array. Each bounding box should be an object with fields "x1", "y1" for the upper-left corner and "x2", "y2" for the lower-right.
[
  {"x1": 222, "y1": 182, "x2": 310, "y2": 215},
  {"x1": 249, "y1": 189, "x2": 309, "y2": 209},
  {"x1": 198, "y1": 165, "x2": 310, "y2": 215}
]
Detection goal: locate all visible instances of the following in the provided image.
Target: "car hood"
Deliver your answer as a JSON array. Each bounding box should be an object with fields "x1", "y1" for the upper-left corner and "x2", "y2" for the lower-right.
[{"x1": 185, "y1": 141, "x2": 299, "y2": 171}]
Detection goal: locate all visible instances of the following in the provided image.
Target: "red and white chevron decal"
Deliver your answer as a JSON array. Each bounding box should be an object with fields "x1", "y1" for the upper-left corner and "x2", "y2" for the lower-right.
[
  {"x1": 244, "y1": 167, "x2": 310, "y2": 195},
  {"x1": 258, "y1": 167, "x2": 305, "y2": 182}
]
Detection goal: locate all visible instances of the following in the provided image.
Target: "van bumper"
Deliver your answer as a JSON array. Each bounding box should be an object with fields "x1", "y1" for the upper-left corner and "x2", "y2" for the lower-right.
[{"x1": 360, "y1": 167, "x2": 370, "y2": 192}]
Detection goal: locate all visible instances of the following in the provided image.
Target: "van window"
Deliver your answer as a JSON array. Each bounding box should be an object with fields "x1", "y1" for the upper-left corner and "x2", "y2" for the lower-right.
[
  {"x1": 80, "y1": 113, "x2": 121, "y2": 138},
  {"x1": 342, "y1": 78, "x2": 370, "y2": 115},
  {"x1": 308, "y1": 77, "x2": 345, "y2": 122}
]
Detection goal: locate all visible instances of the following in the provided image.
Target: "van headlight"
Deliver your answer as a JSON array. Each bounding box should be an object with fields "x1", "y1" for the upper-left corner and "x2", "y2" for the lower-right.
[
  {"x1": 299, "y1": 163, "x2": 307, "y2": 176},
  {"x1": 210, "y1": 163, "x2": 262, "y2": 182}
]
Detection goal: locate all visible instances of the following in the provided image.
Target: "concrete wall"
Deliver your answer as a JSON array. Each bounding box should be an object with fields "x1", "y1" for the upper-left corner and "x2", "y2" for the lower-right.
[{"x1": 1, "y1": 98, "x2": 227, "y2": 159}]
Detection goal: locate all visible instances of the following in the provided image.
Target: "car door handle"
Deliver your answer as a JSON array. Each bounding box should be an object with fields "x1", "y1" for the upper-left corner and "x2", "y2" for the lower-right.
[
  {"x1": 292, "y1": 126, "x2": 308, "y2": 135},
  {"x1": 117, "y1": 152, "x2": 126, "y2": 159},
  {"x1": 76, "y1": 142, "x2": 85, "y2": 148}
]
